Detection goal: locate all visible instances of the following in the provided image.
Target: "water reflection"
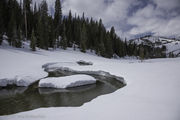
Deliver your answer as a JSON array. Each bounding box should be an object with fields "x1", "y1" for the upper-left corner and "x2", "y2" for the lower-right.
[{"x1": 0, "y1": 79, "x2": 123, "y2": 115}]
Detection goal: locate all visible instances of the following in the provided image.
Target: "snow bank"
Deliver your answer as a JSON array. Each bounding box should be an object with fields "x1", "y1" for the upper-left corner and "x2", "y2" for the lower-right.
[
  {"x1": 77, "y1": 60, "x2": 93, "y2": 65},
  {"x1": 0, "y1": 75, "x2": 43, "y2": 87},
  {"x1": 0, "y1": 47, "x2": 50, "y2": 87},
  {"x1": 39, "y1": 74, "x2": 96, "y2": 89},
  {"x1": 43, "y1": 63, "x2": 126, "y2": 85}
]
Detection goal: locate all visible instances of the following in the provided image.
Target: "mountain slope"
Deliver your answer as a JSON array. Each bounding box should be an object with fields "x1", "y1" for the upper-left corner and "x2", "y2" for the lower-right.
[{"x1": 129, "y1": 35, "x2": 180, "y2": 57}]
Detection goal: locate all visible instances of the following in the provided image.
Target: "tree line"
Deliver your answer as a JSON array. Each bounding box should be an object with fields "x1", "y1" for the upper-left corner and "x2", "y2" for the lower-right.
[{"x1": 0, "y1": 0, "x2": 166, "y2": 59}]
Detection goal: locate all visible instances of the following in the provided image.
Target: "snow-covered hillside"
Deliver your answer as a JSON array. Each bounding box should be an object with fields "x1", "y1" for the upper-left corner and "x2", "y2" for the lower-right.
[
  {"x1": 0, "y1": 45, "x2": 180, "y2": 120},
  {"x1": 129, "y1": 35, "x2": 180, "y2": 57}
]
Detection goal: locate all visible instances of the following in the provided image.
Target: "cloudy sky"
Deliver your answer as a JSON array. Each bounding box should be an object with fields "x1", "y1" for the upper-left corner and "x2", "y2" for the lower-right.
[{"x1": 31, "y1": 0, "x2": 180, "y2": 39}]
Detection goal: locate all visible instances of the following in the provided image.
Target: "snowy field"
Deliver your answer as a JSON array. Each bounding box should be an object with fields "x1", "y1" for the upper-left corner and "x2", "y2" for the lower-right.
[{"x1": 0, "y1": 46, "x2": 180, "y2": 120}]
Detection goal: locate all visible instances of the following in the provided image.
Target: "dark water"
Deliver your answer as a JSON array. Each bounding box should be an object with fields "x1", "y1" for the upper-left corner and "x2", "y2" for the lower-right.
[{"x1": 0, "y1": 74, "x2": 125, "y2": 115}]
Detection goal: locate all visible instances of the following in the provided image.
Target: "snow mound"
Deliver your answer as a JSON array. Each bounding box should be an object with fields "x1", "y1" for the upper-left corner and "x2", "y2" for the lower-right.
[
  {"x1": 44, "y1": 64, "x2": 126, "y2": 85},
  {"x1": 42, "y1": 62, "x2": 78, "y2": 72},
  {"x1": 0, "y1": 75, "x2": 42, "y2": 87},
  {"x1": 39, "y1": 74, "x2": 96, "y2": 89},
  {"x1": 77, "y1": 60, "x2": 93, "y2": 66}
]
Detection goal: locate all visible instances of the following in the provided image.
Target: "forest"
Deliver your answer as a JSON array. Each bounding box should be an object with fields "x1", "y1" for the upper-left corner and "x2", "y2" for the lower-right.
[{"x1": 0, "y1": 0, "x2": 166, "y2": 59}]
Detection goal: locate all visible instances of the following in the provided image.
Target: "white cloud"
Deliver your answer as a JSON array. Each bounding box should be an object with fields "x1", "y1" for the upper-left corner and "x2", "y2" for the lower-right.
[
  {"x1": 49, "y1": 0, "x2": 180, "y2": 38},
  {"x1": 62, "y1": 0, "x2": 105, "y2": 18},
  {"x1": 61, "y1": 0, "x2": 139, "y2": 39},
  {"x1": 127, "y1": 1, "x2": 180, "y2": 37},
  {"x1": 62, "y1": 0, "x2": 135, "y2": 23},
  {"x1": 153, "y1": 0, "x2": 180, "y2": 10},
  {"x1": 18, "y1": 0, "x2": 180, "y2": 38}
]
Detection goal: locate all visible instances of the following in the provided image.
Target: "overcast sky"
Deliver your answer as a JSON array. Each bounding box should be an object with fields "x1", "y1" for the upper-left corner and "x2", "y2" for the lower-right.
[{"x1": 29, "y1": 0, "x2": 180, "y2": 39}]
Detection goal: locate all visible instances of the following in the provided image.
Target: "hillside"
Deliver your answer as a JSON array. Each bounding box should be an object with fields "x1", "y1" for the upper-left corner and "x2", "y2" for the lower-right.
[{"x1": 129, "y1": 35, "x2": 180, "y2": 57}]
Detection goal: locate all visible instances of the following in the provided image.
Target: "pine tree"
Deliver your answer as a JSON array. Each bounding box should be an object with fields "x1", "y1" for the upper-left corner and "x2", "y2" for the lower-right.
[
  {"x1": 99, "y1": 42, "x2": 105, "y2": 56},
  {"x1": 12, "y1": 23, "x2": 18, "y2": 47},
  {"x1": 80, "y1": 23, "x2": 87, "y2": 53},
  {"x1": 30, "y1": 30, "x2": 36, "y2": 51},
  {"x1": 37, "y1": 17, "x2": 43, "y2": 48},
  {"x1": 0, "y1": 35, "x2": 2, "y2": 45},
  {"x1": 105, "y1": 32, "x2": 113, "y2": 58},
  {"x1": 7, "y1": 11, "x2": 16, "y2": 46},
  {"x1": 33, "y1": 3, "x2": 38, "y2": 32},
  {"x1": 124, "y1": 39, "x2": 128, "y2": 56},
  {"x1": 16, "y1": 27, "x2": 23, "y2": 48},
  {"x1": 139, "y1": 45, "x2": 144, "y2": 61},
  {"x1": 0, "y1": 0, "x2": 5, "y2": 45},
  {"x1": 99, "y1": 30, "x2": 105, "y2": 56},
  {"x1": 23, "y1": 0, "x2": 32, "y2": 39},
  {"x1": 37, "y1": 0, "x2": 49, "y2": 49},
  {"x1": 60, "y1": 24, "x2": 67, "y2": 50},
  {"x1": 42, "y1": 0, "x2": 49, "y2": 50},
  {"x1": 54, "y1": 0, "x2": 62, "y2": 37},
  {"x1": 110, "y1": 26, "x2": 116, "y2": 53},
  {"x1": 133, "y1": 43, "x2": 138, "y2": 57},
  {"x1": 118, "y1": 40, "x2": 125, "y2": 57},
  {"x1": 66, "y1": 10, "x2": 73, "y2": 46},
  {"x1": 48, "y1": 17, "x2": 56, "y2": 48}
]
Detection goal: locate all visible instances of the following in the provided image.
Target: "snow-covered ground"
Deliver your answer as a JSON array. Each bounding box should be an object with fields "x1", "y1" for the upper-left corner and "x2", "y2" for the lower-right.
[
  {"x1": 39, "y1": 74, "x2": 96, "y2": 88},
  {"x1": 0, "y1": 45, "x2": 180, "y2": 120}
]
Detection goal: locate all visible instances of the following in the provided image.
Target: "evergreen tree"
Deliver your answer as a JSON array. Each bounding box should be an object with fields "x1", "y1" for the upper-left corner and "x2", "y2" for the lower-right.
[
  {"x1": 54, "y1": 0, "x2": 62, "y2": 37},
  {"x1": 23, "y1": 0, "x2": 32, "y2": 39},
  {"x1": 48, "y1": 17, "x2": 56, "y2": 48},
  {"x1": 133, "y1": 43, "x2": 138, "y2": 56},
  {"x1": 16, "y1": 27, "x2": 23, "y2": 48},
  {"x1": 99, "y1": 42, "x2": 105, "y2": 56},
  {"x1": 139, "y1": 45, "x2": 144, "y2": 61},
  {"x1": 0, "y1": 35, "x2": 2, "y2": 45},
  {"x1": 66, "y1": 10, "x2": 73, "y2": 46},
  {"x1": 30, "y1": 30, "x2": 36, "y2": 51},
  {"x1": 98, "y1": 30, "x2": 105, "y2": 56},
  {"x1": 37, "y1": 0, "x2": 49, "y2": 49},
  {"x1": 37, "y1": 17, "x2": 43, "y2": 48},
  {"x1": 80, "y1": 23, "x2": 87, "y2": 53},
  {"x1": 11, "y1": 22, "x2": 18, "y2": 47},
  {"x1": 7, "y1": 10, "x2": 16, "y2": 46},
  {"x1": 32, "y1": 3, "x2": 38, "y2": 33},
  {"x1": 60, "y1": 24, "x2": 67, "y2": 50},
  {"x1": 110, "y1": 26, "x2": 116, "y2": 53},
  {"x1": 0, "y1": 0, "x2": 6, "y2": 45},
  {"x1": 124, "y1": 39, "x2": 128, "y2": 56},
  {"x1": 104, "y1": 32, "x2": 113, "y2": 58}
]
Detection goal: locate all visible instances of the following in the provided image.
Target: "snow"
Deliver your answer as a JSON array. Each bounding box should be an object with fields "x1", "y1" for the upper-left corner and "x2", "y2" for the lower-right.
[
  {"x1": 165, "y1": 42, "x2": 180, "y2": 53},
  {"x1": 0, "y1": 47, "x2": 50, "y2": 87},
  {"x1": 0, "y1": 50, "x2": 48, "y2": 86},
  {"x1": 43, "y1": 63, "x2": 125, "y2": 84},
  {"x1": 0, "y1": 44, "x2": 180, "y2": 120},
  {"x1": 39, "y1": 74, "x2": 96, "y2": 89},
  {"x1": 0, "y1": 75, "x2": 43, "y2": 87},
  {"x1": 130, "y1": 36, "x2": 180, "y2": 56}
]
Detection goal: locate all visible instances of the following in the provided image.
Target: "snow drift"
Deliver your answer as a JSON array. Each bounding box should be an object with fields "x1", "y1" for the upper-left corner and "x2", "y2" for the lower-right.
[
  {"x1": 0, "y1": 75, "x2": 43, "y2": 87},
  {"x1": 39, "y1": 74, "x2": 96, "y2": 89}
]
